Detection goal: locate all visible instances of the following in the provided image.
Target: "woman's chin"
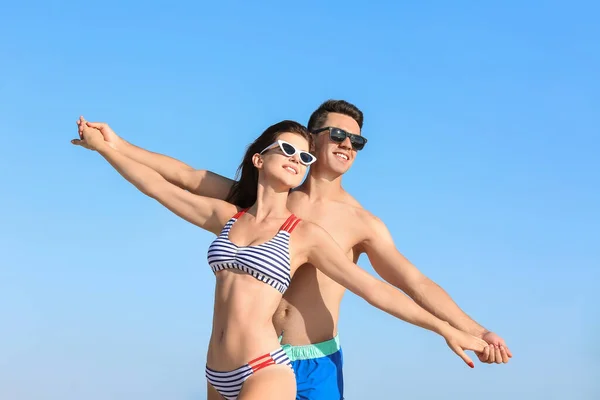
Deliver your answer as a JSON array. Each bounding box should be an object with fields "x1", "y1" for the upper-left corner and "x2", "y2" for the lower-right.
[
  {"x1": 274, "y1": 175, "x2": 301, "y2": 191},
  {"x1": 262, "y1": 168, "x2": 303, "y2": 192}
]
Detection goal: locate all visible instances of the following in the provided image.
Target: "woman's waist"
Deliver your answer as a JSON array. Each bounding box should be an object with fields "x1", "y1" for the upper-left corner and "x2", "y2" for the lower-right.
[
  {"x1": 212, "y1": 297, "x2": 279, "y2": 328},
  {"x1": 212, "y1": 281, "x2": 281, "y2": 329},
  {"x1": 207, "y1": 324, "x2": 282, "y2": 371}
]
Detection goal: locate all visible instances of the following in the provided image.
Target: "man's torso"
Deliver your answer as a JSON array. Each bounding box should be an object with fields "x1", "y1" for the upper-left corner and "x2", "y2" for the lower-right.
[{"x1": 274, "y1": 188, "x2": 373, "y2": 345}]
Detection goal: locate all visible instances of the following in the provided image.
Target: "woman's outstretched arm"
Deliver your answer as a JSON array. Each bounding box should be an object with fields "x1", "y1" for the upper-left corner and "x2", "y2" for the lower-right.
[
  {"x1": 79, "y1": 119, "x2": 237, "y2": 234},
  {"x1": 294, "y1": 221, "x2": 488, "y2": 368}
]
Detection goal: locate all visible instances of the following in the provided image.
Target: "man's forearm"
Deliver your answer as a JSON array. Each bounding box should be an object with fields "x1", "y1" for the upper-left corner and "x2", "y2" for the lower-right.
[
  {"x1": 410, "y1": 278, "x2": 488, "y2": 337},
  {"x1": 97, "y1": 143, "x2": 167, "y2": 198},
  {"x1": 117, "y1": 139, "x2": 196, "y2": 191},
  {"x1": 115, "y1": 138, "x2": 234, "y2": 201}
]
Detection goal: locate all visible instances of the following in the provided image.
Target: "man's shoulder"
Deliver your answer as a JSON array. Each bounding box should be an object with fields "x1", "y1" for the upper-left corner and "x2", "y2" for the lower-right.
[
  {"x1": 329, "y1": 193, "x2": 389, "y2": 252},
  {"x1": 289, "y1": 187, "x2": 384, "y2": 234},
  {"x1": 338, "y1": 189, "x2": 363, "y2": 208},
  {"x1": 340, "y1": 194, "x2": 395, "y2": 249},
  {"x1": 338, "y1": 191, "x2": 382, "y2": 225}
]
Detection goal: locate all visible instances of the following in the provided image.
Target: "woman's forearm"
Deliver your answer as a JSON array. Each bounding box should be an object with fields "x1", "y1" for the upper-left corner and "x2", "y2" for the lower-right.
[
  {"x1": 97, "y1": 143, "x2": 166, "y2": 197},
  {"x1": 367, "y1": 281, "x2": 452, "y2": 337}
]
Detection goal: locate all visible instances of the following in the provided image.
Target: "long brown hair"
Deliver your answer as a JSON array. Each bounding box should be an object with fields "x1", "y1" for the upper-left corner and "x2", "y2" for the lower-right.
[{"x1": 226, "y1": 120, "x2": 313, "y2": 208}]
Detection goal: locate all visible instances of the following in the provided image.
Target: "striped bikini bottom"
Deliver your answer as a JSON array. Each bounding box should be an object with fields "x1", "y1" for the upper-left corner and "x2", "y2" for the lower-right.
[{"x1": 205, "y1": 347, "x2": 293, "y2": 400}]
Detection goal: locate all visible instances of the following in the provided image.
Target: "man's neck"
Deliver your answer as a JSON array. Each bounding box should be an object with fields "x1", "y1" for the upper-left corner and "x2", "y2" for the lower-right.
[{"x1": 300, "y1": 170, "x2": 346, "y2": 201}]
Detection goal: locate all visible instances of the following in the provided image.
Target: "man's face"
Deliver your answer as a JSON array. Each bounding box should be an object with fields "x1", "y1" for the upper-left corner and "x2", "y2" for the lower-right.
[{"x1": 312, "y1": 113, "x2": 363, "y2": 175}]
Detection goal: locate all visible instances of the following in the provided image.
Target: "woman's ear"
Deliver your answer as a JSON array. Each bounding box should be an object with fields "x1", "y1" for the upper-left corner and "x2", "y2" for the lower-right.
[{"x1": 252, "y1": 153, "x2": 263, "y2": 169}]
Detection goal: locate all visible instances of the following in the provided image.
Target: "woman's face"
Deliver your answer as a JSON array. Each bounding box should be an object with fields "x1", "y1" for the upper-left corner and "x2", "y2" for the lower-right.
[{"x1": 257, "y1": 132, "x2": 315, "y2": 190}]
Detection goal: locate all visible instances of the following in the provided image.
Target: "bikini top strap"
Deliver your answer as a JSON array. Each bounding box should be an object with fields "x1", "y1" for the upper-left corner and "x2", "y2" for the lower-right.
[
  {"x1": 280, "y1": 214, "x2": 302, "y2": 233},
  {"x1": 232, "y1": 208, "x2": 249, "y2": 220}
]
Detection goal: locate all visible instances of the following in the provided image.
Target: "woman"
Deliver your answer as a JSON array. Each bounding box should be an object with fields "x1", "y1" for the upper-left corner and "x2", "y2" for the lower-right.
[{"x1": 75, "y1": 117, "x2": 486, "y2": 400}]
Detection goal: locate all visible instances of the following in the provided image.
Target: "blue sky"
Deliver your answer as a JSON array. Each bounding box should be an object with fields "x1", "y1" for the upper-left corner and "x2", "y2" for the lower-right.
[{"x1": 1, "y1": 1, "x2": 598, "y2": 399}]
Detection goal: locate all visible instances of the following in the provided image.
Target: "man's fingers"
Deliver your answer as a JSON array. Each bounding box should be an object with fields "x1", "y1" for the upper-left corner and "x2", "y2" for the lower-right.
[
  {"x1": 476, "y1": 352, "x2": 487, "y2": 363},
  {"x1": 505, "y1": 346, "x2": 513, "y2": 358},
  {"x1": 494, "y1": 345, "x2": 503, "y2": 364},
  {"x1": 80, "y1": 116, "x2": 88, "y2": 137},
  {"x1": 481, "y1": 345, "x2": 491, "y2": 362},
  {"x1": 86, "y1": 121, "x2": 107, "y2": 130},
  {"x1": 76, "y1": 118, "x2": 83, "y2": 138},
  {"x1": 487, "y1": 345, "x2": 496, "y2": 363},
  {"x1": 500, "y1": 346, "x2": 509, "y2": 363}
]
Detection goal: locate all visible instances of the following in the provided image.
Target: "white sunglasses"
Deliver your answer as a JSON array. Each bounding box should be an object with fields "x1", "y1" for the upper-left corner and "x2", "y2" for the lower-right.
[{"x1": 260, "y1": 140, "x2": 317, "y2": 166}]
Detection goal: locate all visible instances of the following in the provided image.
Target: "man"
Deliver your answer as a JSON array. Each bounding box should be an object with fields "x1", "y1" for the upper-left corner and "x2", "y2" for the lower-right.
[{"x1": 74, "y1": 100, "x2": 511, "y2": 399}]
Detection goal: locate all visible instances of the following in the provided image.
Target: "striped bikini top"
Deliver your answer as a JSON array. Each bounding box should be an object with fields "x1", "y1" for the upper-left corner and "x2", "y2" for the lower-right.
[{"x1": 207, "y1": 209, "x2": 301, "y2": 294}]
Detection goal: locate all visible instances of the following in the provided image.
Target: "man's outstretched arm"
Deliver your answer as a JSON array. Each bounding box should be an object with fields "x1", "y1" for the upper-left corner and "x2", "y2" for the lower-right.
[
  {"x1": 76, "y1": 120, "x2": 235, "y2": 200},
  {"x1": 362, "y1": 215, "x2": 512, "y2": 364},
  {"x1": 120, "y1": 138, "x2": 234, "y2": 200}
]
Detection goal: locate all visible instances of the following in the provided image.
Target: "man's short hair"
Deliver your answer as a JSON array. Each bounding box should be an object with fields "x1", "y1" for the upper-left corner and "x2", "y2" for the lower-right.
[{"x1": 307, "y1": 99, "x2": 364, "y2": 132}]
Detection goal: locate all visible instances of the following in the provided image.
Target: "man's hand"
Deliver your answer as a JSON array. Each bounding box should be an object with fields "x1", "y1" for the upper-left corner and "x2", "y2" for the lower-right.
[
  {"x1": 74, "y1": 116, "x2": 108, "y2": 152},
  {"x1": 477, "y1": 331, "x2": 512, "y2": 364},
  {"x1": 72, "y1": 116, "x2": 122, "y2": 150}
]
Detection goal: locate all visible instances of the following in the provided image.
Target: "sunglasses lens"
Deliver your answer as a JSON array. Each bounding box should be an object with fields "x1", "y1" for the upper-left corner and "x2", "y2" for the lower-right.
[
  {"x1": 300, "y1": 152, "x2": 314, "y2": 164},
  {"x1": 329, "y1": 129, "x2": 346, "y2": 142},
  {"x1": 329, "y1": 128, "x2": 366, "y2": 151},
  {"x1": 351, "y1": 137, "x2": 366, "y2": 150},
  {"x1": 280, "y1": 142, "x2": 296, "y2": 156}
]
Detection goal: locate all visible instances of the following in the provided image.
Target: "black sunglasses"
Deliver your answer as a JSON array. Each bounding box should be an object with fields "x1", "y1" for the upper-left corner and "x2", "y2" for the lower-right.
[{"x1": 312, "y1": 127, "x2": 368, "y2": 151}]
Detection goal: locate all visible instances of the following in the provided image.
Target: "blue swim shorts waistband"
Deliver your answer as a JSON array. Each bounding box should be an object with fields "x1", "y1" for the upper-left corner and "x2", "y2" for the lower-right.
[{"x1": 279, "y1": 334, "x2": 341, "y2": 361}]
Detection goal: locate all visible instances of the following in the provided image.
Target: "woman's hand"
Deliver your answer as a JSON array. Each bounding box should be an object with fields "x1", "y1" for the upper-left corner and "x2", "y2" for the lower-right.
[{"x1": 441, "y1": 323, "x2": 489, "y2": 368}]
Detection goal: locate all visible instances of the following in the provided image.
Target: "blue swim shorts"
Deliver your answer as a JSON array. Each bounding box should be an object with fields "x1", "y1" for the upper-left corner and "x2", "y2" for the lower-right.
[{"x1": 281, "y1": 334, "x2": 344, "y2": 400}]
